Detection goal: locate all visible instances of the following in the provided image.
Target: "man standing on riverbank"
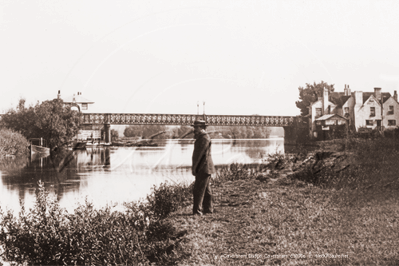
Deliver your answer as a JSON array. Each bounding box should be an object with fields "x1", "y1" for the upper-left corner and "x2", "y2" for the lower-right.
[{"x1": 191, "y1": 120, "x2": 216, "y2": 215}]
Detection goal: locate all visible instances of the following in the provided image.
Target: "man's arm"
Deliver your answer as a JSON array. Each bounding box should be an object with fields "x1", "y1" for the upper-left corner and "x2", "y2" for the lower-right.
[{"x1": 192, "y1": 136, "x2": 210, "y2": 175}]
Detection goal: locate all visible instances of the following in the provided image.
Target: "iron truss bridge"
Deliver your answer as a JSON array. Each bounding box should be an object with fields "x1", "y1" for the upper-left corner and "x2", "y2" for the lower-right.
[{"x1": 81, "y1": 113, "x2": 298, "y2": 127}]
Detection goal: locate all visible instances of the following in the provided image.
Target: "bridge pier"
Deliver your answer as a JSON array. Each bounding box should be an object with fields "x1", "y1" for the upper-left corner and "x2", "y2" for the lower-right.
[
  {"x1": 283, "y1": 117, "x2": 308, "y2": 145},
  {"x1": 104, "y1": 147, "x2": 111, "y2": 168},
  {"x1": 283, "y1": 126, "x2": 297, "y2": 145},
  {"x1": 104, "y1": 124, "x2": 111, "y2": 143}
]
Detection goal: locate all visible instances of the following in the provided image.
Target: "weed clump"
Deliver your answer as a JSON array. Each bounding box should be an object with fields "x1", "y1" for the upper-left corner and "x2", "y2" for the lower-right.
[
  {"x1": 214, "y1": 163, "x2": 263, "y2": 185},
  {"x1": 146, "y1": 181, "x2": 192, "y2": 220}
]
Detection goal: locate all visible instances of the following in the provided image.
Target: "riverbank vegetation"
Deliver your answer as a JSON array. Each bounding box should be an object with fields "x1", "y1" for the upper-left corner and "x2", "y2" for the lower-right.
[
  {"x1": 1, "y1": 137, "x2": 399, "y2": 265},
  {"x1": 0, "y1": 128, "x2": 29, "y2": 159},
  {"x1": 0, "y1": 98, "x2": 80, "y2": 149}
]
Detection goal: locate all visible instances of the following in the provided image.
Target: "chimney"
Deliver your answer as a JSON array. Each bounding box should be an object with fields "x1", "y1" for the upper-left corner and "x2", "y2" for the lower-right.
[
  {"x1": 374, "y1": 87, "x2": 382, "y2": 102},
  {"x1": 57, "y1": 90, "x2": 61, "y2": 99},
  {"x1": 394, "y1": 90, "x2": 398, "y2": 102},
  {"x1": 347, "y1": 85, "x2": 351, "y2": 96},
  {"x1": 323, "y1": 87, "x2": 329, "y2": 115},
  {"x1": 344, "y1": 84, "x2": 348, "y2": 96},
  {"x1": 355, "y1": 91, "x2": 363, "y2": 106}
]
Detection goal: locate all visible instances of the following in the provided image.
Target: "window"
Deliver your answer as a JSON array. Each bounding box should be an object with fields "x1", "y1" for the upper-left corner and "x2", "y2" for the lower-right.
[
  {"x1": 388, "y1": 105, "x2": 394, "y2": 115},
  {"x1": 370, "y1": 107, "x2": 375, "y2": 117},
  {"x1": 388, "y1": 120, "x2": 396, "y2": 126},
  {"x1": 344, "y1": 107, "x2": 349, "y2": 114},
  {"x1": 315, "y1": 108, "x2": 322, "y2": 118},
  {"x1": 82, "y1": 103, "x2": 88, "y2": 110},
  {"x1": 366, "y1": 120, "x2": 373, "y2": 126}
]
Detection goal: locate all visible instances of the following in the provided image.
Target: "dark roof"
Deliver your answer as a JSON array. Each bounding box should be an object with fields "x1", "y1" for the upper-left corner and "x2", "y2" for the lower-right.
[
  {"x1": 362, "y1": 92, "x2": 391, "y2": 104},
  {"x1": 315, "y1": 114, "x2": 347, "y2": 121},
  {"x1": 329, "y1": 91, "x2": 392, "y2": 106},
  {"x1": 329, "y1": 92, "x2": 352, "y2": 108},
  {"x1": 315, "y1": 90, "x2": 392, "y2": 107}
]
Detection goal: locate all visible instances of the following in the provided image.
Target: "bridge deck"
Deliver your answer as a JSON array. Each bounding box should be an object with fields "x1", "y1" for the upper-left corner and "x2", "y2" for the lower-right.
[{"x1": 81, "y1": 113, "x2": 297, "y2": 127}]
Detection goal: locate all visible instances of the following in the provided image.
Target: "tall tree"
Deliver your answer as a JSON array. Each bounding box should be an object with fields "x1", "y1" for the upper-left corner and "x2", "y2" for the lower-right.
[{"x1": 295, "y1": 81, "x2": 335, "y2": 116}]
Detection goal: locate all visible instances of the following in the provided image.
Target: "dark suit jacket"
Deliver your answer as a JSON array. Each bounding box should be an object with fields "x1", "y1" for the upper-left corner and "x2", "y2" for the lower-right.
[{"x1": 192, "y1": 131, "x2": 216, "y2": 175}]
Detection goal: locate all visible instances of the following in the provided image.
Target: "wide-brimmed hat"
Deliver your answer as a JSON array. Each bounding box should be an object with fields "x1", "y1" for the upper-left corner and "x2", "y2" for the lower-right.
[{"x1": 191, "y1": 120, "x2": 208, "y2": 127}]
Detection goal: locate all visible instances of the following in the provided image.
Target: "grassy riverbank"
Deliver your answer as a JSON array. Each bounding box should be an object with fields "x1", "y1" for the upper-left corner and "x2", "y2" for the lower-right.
[
  {"x1": 1, "y1": 138, "x2": 399, "y2": 265},
  {"x1": 169, "y1": 137, "x2": 399, "y2": 265}
]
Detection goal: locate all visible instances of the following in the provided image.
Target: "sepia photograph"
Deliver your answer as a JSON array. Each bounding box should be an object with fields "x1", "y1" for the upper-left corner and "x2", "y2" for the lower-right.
[{"x1": 0, "y1": 0, "x2": 398, "y2": 265}]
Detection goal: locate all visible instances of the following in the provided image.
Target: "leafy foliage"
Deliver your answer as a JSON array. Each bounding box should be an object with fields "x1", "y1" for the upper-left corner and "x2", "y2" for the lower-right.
[
  {"x1": 0, "y1": 128, "x2": 29, "y2": 158},
  {"x1": 295, "y1": 81, "x2": 335, "y2": 116},
  {"x1": 0, "y1": 98, "x2": 80, "y2": 149},
  {"x1": 146, "y1": 182, "x2": 192, "y2": 220}
]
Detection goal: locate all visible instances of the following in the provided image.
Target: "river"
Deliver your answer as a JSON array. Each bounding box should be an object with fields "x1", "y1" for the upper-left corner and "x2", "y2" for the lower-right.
[{"x1": 0, "y1": 138, "x2": 288, "y2": 214}]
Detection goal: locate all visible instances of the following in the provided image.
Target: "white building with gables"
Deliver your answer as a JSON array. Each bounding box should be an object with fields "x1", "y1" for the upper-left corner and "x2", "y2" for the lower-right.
[{"x1": 308, "y1": 85, "x2": 399, "y2": 139}]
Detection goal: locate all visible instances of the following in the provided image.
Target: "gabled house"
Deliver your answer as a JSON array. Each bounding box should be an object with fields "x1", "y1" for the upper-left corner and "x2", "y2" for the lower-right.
[
  {"x1": 354, "y1": 88, "x2": 399, "y2": 131},
  {"x1": 308, "y1": 85, "x2": 399, "y2": 139},
  {"x1": 308, "y1": 86, "x2": 351, "y2": 139}
]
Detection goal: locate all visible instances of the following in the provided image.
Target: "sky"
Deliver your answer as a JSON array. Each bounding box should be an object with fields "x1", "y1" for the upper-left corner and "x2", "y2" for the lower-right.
[{"x1": 1, "y1": 0, "x2": 399, "y2": 116}]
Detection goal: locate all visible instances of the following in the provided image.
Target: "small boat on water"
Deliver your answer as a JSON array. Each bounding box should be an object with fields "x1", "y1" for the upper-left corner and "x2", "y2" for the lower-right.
[
  {"x1": 29, "y1": 138, "x2": 50, "y2": 156},
  {"x1": 73, "y1": 142, "x2": 87, "y2": 150}
]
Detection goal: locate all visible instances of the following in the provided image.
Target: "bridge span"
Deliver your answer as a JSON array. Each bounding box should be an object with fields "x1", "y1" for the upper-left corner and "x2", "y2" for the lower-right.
[{"x1": 80, "y1": 113, "x2": 307, "y2": 144}]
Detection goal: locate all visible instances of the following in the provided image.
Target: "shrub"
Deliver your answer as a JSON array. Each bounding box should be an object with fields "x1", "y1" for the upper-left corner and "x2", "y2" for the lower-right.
[
  {"x1": 146, "y1": 182, "x2": 192, "y2": 220},
  {"x1": 0, "y1": 128, "x2": 29, "y2": 159}
]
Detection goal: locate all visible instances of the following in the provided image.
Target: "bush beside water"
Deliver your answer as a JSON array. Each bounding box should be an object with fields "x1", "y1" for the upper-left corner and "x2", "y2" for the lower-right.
[{"x1": 0, "y1": 128, "x2": 29, "y2": 159}]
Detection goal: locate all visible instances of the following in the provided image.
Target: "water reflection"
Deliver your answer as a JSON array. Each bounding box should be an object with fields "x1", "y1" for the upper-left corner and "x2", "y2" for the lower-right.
[{"x1": 1, "y1": 139, "x2": 286, "y2": 213}]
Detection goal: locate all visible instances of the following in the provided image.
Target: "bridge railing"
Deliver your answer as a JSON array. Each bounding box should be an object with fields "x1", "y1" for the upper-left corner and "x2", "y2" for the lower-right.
[{"x1": 80, "y1": 113, "x2": 298, "y2": 127}]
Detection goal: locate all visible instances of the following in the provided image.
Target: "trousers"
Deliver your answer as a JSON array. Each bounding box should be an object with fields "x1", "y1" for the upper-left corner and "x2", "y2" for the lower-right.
[{"x1": 193, "y1": 173, "x2": 213, "y2": 214}]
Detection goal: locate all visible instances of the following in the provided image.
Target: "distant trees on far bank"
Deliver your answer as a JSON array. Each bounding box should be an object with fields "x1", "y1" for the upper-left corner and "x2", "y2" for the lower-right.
[
  {"x1": 207, "y1": 126, "x2": 274, "y2": 139},
  {"x1": 111, "y1": 129, "x2": 119, "y2": 141},
  {"x1": 122, "y1": 125, "x2": 280, "y2": 139}
]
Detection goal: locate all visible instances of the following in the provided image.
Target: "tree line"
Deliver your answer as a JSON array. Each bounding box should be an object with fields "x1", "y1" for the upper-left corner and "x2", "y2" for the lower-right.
[{"x1": 122, "y1": 125, "x2": 273, "y2": 139}]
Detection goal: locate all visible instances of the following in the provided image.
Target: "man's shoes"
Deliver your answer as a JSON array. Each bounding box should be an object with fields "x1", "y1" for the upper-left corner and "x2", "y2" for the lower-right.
[{"x1": 193, "y1": 210, "x2": 203, "y2": 216}]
